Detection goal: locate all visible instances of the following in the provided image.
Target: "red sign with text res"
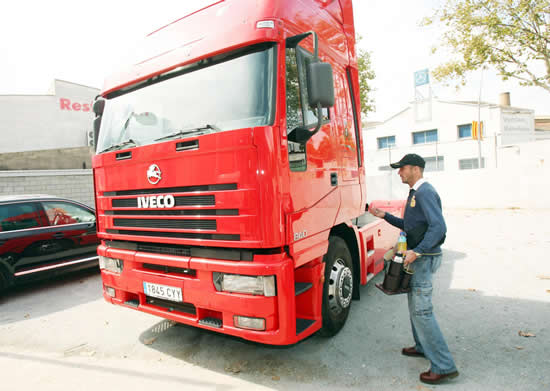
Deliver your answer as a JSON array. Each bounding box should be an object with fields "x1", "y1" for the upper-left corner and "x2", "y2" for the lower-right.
[{"x1": 59, "y1": 98, "x2": 92, "y2": 112}]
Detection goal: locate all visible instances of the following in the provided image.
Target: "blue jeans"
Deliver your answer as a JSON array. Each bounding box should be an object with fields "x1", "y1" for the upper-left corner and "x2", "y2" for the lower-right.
[{"x1": 408, "y1": 254, "x2": 457, "y2": 374}]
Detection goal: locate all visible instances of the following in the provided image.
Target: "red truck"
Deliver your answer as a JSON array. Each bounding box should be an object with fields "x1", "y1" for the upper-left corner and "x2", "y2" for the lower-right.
[{"x1": 92, "y1": 0, "x2": 404, "y2": 345}]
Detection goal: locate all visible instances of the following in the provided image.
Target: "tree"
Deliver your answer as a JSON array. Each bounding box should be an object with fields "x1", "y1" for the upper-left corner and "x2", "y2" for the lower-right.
[
  {"x1": 423, "y1": 0, "x2": 550, "y2": 93},
  {"x1": 357, "y1": 36, "x2": 376, "y2": 116}
]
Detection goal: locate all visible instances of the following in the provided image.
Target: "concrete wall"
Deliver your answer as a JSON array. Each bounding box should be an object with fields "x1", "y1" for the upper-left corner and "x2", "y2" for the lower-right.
[
  {"x1": 0, "y1": 147, "x2": 93, "y2": 170},
  {"x1": 1, "y1": 140, "x2": 549, "y2": 211},
  {"x1": 366, "y1": 167, "x2": 550, "y2": 209},
  {"x1": 365, "y1": 140, "x2": 550, "y2": 209},
  {"x1": 0, "y1": 170, "x2": 94, "y2": 207}
]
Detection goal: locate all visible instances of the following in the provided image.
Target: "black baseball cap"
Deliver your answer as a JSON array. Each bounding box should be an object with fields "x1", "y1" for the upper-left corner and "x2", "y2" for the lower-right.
[{"x1": 390, "y1": 153, "x2": 426, "y2": 169}]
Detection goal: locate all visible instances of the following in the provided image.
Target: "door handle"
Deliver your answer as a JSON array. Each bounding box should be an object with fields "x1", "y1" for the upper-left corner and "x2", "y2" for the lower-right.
[
  {"x1": 53, "y1": 233, "x2": 64, "y2": 239},
  {"x1": 331, "y1": 172, "x2": 338, "y2": 186}
]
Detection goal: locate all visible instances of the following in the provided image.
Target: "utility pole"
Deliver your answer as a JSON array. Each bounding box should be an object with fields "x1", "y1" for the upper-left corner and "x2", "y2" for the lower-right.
[
  {"x1": 435, "y1": 138, "x2": 439, "y2": 170},
  {"x1": 477, "y1": 70, "x2": 483, "y2": 169},
  {"x1": 494, "y1": 132, "x2": 498, "y2": 168}
]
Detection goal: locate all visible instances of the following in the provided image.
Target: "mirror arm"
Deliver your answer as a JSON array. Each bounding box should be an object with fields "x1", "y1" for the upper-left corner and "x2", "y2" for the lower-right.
[
  {"x1": 286, "y1": 31, "x2": 319, "y2": 61},
  {"x1": 287, "y1": 103, "x2": 323, "y2": 144},
  {"x1": 309, "y1": 102, "x2": 323, "y2": 138}
]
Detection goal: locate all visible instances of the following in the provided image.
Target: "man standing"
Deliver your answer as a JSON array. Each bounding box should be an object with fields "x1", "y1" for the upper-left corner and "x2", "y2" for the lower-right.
[{"x1": 369, "y1": 153, "x2": 459, "y2": 385}]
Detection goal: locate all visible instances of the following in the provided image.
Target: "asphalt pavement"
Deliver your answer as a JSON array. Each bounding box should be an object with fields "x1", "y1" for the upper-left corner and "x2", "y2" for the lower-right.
[{"x1": 1, "y1": 208, "x2": 549, "y2": 391}]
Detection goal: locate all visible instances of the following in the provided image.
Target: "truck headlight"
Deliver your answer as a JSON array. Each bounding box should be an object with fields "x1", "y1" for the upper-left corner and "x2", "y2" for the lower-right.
[
  {"x1": 213, "y1": 273, "x2": 276, "y2": 296},
  {"x1": 99, "y1": 256, "x2": 123, "y2": 274}
]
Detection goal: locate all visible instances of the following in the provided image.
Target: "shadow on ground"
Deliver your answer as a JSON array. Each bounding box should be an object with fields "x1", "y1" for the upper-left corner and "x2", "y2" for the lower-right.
[
  {"x1": 134, "y1": 248, "x2": 549, "y2": 390},
  {"x1": 0, "y1": 267, "x2": 101, "y2": 325}
]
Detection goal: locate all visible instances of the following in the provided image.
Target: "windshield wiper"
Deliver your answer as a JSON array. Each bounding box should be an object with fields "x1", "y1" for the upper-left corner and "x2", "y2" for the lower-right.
[
  {"x1": 99, "y1": 139, "x2": 139, "y2": 153},
  {"x1": 154, "y1": 124, "x2": 221, "y2": 142}
]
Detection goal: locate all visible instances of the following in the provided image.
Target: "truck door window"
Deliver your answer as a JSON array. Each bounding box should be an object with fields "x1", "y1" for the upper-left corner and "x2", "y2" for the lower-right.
[
  {"x1": 285, "y1": 46, "x2": 330, "y2": 172},
  {"x1": 286, "y1": 47, "x2": 306, "y2": 171}
]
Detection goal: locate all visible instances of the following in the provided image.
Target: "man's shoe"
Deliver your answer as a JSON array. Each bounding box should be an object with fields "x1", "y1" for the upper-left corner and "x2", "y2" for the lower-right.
[
  {"x1": 420, "y1": 370, "x2": 459, "y2": 384},
  {"x1": 401, "y1": 346, "x2": 425, "y2": 357}
]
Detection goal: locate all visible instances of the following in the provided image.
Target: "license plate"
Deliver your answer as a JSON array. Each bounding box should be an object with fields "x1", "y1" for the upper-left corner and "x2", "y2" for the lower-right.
[{"x1": 143, "y1": 282, "x2": 183, "y2": 302}]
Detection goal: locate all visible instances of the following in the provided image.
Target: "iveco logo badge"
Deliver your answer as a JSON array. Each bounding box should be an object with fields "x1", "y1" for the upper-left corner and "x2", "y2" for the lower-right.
[
  {"x1": 147, "y1": 164, "x2": 162, "y2": 185},
  {"x1": 137, "y1": 195, "x2": 175, "y2": 209}
]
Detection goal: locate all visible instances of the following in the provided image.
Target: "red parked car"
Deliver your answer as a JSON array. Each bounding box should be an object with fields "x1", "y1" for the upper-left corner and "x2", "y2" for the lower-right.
[{"x1": 0, "y1": 195, "x2": 99, "y2": 291}]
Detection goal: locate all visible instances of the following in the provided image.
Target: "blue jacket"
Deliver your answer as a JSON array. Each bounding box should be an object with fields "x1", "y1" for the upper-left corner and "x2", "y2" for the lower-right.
[{"x1": 384, "y1": 181, "x2": 446, "y2": 255}]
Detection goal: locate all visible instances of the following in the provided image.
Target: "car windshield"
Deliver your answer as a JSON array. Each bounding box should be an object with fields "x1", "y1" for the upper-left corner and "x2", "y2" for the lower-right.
[{"x1": 97, "y1": 44, "x2": 276, "y2": 153}]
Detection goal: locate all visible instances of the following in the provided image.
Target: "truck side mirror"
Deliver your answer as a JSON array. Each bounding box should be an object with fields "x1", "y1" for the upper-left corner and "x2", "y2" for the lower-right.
[
  {"x1": 92, "y1": 97, "x2": 105, "y2": 151},
  {"x1": 93, "y1": 97, "x2": 105, "y2": 116},
  {"x1": 286, "y1": 31, "x2": 335, "y2": 144},
  {"x1": 307, "y1": 61, "x2": 334, "y2": 108}
]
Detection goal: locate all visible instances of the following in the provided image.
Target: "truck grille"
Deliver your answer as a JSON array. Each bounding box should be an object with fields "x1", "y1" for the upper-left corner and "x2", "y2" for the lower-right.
[
  {"x1": 105, "y1": 183, "x2": 236, "y2": 196},
  {"x1": 105, "y1": 240, "x2": 255, "y2": 261},
  {"x1": 145, "y1": 296, "x2": 196, "y2": 315},
  {"x1": 103, "y1": 182, "x2": 242, "y2": 243},
  {"x1": 112, "y1": 195, "x2": 214, "y2": 208},
  {"x1": 142, "y1": 263, "x2": 196, "y2": 276},
  {"x1": 105, "y1": 209, "x2": 238, "y2": 216},
  {"x1": 113, "y1": 218, "x2": 216, "y2": 230},
  {"x1": 106, "y1": 229, "x2": 239, "y2": 241}
]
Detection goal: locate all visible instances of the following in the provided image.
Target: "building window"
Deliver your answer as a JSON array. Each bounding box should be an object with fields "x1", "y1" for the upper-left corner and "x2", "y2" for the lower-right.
[
  {"x1": 377, "y1": 136, "x2": 395, "y2": 149},
  {"x1": 413, "y1": 129, "x2": 438, "y2": 144},
  {"x1": 459, "y1": 158, "x2": 485, "y2": 170},
  {"x1": 424, "y1": 156, "x2": 444, "y2": 171},
  {"x1": 458, "y1": 124, "x2": 472, "y2": 139}
]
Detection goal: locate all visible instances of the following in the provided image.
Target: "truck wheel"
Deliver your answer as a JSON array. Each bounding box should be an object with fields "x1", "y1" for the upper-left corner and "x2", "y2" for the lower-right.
[{"x1": 319, "y1": 236, "x2": 354, "y2": 337}]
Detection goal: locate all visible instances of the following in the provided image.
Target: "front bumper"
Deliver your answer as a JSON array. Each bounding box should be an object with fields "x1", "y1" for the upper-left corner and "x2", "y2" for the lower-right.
[{"x1": 98, "y1": 244, "x2": 320, "y2": 345}]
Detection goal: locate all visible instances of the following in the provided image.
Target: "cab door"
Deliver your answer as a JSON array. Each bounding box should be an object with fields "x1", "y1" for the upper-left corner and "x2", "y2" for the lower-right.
[{"x1": 284, "y1": 41, "x2": 339, "y2": 244}]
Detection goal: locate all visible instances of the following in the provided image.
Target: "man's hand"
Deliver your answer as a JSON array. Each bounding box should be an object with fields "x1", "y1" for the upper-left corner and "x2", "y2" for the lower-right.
[
  {"x1": 369, "y1": 205, "x2": 386, "y2": 219},
  {"x1": 404, "y1": 250, "x2": 418, "y2": 266}
]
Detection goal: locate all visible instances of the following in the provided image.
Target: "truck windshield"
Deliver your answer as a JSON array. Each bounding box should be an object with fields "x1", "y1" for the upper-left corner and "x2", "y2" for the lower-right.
[{"x1": 97, "y1": 44, "x2": 276, "y2": 153}]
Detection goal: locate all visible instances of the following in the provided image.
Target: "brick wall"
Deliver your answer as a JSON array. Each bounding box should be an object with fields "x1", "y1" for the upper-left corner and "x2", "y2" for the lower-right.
[{"x1": 0, "y1": 170, "x2": 94, "y2": 207}]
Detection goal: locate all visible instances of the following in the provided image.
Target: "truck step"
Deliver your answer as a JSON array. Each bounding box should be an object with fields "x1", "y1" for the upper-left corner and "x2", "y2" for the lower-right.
[
  {"x1": 296, "y1": 318, "x2": 316, "y2": 335},
  {"x1": 199, "y1": 317, "x2": 223, "y2": 328},
  {"x1": 295, "y1": 282, "x2": 313, "y2": 296},
  {"x1": 124, "y1": 299, "x2": 139, "y2": 308}
]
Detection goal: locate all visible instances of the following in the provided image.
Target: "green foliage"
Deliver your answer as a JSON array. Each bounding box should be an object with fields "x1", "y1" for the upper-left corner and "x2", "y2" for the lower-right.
[
  {"x1": 424, "y1": 0, "x2": 550, "y2": 92},
  {"x1": 357, "y1": 35, "x2": 376, "y2": 116}
]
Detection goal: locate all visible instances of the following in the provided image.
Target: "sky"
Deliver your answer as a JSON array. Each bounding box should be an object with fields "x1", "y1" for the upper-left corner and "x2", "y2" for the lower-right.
[{"x1": 1, "y1": 0, "x2": 548, "y2": 122}]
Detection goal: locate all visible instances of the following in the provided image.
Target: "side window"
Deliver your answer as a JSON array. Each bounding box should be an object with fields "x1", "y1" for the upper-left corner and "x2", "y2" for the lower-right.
[
  {"x1": 42, "y1": 202, "x2": 95, "y2": 226},
  {"x1": 0, "y1": 203, "x2": 44, "y2": 232},
  {"x1": 286, "y1": 46, "x2": 307, "y2": 171},
  {"x1": 286, "y1": 46, "x2": 330, "y2": 172}
]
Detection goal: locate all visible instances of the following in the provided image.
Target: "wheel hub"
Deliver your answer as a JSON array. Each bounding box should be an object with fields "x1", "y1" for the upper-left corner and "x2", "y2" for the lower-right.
[{"x1": 328, "y1": 258, "x2": 353, "y2": 315}]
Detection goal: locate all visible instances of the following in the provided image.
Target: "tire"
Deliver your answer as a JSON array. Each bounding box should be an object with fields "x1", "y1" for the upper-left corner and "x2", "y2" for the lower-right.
[{"x1": 318, "y1": 236, "x2": 354, "y2": 337}]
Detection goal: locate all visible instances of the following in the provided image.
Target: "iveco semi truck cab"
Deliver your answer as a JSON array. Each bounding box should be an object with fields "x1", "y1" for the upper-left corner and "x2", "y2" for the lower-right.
[{"x1": 92, "y1": 0, "x2": 403, "y2": 345}]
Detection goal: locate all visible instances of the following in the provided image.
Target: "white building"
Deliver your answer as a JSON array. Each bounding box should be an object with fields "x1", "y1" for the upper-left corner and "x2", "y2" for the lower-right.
[
  {"x1": 0, "y1": 79, "x2": 99, "y2": 169},
  {"x1": 0, "y1": 79, "x2": 99, "y2": 153},
  {"x1": 363, "y1": 94, "x2": 535, "y2": 175}
]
